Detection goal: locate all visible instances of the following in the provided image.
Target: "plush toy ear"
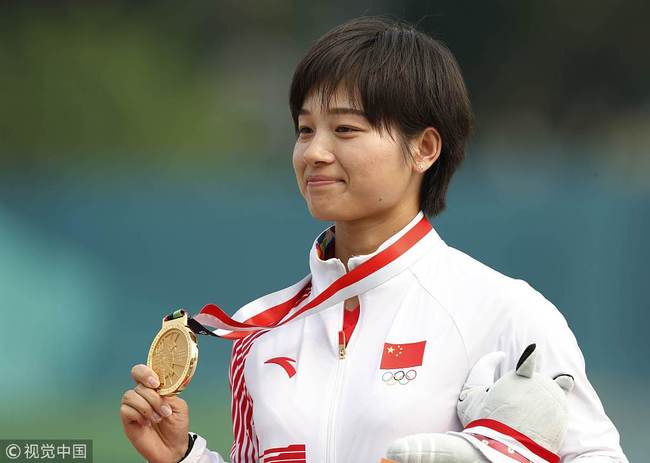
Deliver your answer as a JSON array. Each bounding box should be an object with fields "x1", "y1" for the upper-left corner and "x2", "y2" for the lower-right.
[
  {"x1": 553, "y1": 374, "x2": 575, "y2": 393},
  {"x1": 515, "y1": 343, "x2": 537, "y2": 378},
  {"x1": 464, "y1": 351, "x2": 506, "y2": 389}
]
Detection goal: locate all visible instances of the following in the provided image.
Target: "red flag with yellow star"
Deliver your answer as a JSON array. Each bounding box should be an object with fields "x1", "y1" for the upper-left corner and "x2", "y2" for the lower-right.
[{"x1": 380, "y1": 341, "x2": 427, "y2": 369}]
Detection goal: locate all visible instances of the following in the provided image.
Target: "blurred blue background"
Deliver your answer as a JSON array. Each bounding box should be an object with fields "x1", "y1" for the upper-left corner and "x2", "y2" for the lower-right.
[{"x1": 0, "y1": 1, "x2": 648, "y2": 461}]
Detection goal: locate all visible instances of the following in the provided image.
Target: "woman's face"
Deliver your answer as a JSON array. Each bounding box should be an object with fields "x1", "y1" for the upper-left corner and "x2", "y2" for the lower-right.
[{"x1": 292, "y1": 86, "x2": 421, "y2": 223}]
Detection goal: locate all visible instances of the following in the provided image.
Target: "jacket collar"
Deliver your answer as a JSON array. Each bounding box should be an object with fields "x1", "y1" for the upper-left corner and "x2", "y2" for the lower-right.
[{"x1": 308, "y1": 211, "x2": 437, "y2": 294}]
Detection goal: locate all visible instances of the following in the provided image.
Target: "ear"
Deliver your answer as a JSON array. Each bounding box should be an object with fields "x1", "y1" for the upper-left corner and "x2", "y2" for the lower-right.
[
  {"x1": 515, "y1": 343, "x2": 537, "y2": 378},
  {"x1": 553, "y1": 374, "x2": 575, "y2": 393},
  {"x1": 411, "y1": 127, "x2": 442, "y2": 173}
]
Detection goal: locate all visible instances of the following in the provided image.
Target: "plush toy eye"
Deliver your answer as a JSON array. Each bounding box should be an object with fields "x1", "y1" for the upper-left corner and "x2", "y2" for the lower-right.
[{"x1": 485, "y1": 387, "x2": 490, "y2": 392}]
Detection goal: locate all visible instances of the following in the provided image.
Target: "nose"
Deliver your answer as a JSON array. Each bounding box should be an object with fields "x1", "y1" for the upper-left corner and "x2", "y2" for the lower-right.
[{"x1": 301, "y1": 132, "x2": 336, "y2": 166}]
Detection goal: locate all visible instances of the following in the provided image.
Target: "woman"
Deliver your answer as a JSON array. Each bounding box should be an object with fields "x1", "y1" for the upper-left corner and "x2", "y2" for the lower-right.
[{"x1": 120, "y1": 17, "x2": 628, "y2": 463}]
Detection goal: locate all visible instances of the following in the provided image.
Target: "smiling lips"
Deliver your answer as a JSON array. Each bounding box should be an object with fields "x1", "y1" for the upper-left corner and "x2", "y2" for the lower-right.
[{"x1": 306, "y1": 175, "x2": 344, "y2": 187}]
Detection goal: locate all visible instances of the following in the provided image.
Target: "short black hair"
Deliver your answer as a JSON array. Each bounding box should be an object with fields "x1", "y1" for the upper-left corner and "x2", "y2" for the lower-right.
[{"x1": 289, "y1": 16, "x2": 473, "y2": 217}]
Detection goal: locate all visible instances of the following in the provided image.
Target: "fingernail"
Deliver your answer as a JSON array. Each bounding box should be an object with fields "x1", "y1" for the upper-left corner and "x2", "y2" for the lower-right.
[
  {"x1": 147, "y1": 376, "x2": 159, "y2": 388},
  {"x1": 151, "y1": 412, "x2": 162, "y2": 423},
  {"x1": 160, "y1": 405, "x2": 172, "y2": 417}
]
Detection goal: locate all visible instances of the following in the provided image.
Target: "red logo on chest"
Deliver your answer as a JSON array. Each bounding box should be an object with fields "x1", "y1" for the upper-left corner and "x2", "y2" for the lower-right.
[{"x1": 264, "y1": 356, "x2": 297, "y2": 378}]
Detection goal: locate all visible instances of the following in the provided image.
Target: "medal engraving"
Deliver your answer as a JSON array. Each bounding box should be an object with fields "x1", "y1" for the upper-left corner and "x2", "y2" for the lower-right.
[
  {"x1": 151, "y1": 329, "x2": 188, "y2": 389},
  {"x1": 147, "y1": 311, "x2": 199, "y2": 396}
]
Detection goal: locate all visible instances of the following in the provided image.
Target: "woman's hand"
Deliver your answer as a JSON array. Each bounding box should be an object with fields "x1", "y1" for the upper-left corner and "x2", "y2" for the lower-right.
[{"x1": 120, "y1": 364, "x2": 191, "y2": 463}]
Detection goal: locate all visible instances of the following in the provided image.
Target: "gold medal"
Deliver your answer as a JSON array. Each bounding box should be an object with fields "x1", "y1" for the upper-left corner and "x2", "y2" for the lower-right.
[{"x1": 147, "y1": 310, "x2": 199, "y2": 396}]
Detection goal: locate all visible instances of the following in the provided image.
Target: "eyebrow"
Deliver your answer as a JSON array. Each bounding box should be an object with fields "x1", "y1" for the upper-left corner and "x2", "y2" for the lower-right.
[{"x1": 299, "y1": 107, "x2": 367, "y2": 117}]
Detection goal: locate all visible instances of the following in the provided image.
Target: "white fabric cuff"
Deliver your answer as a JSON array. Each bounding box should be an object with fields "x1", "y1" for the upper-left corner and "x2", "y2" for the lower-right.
[{"x1": 177, "y1": 433, "x2": 227, "y2": 463}]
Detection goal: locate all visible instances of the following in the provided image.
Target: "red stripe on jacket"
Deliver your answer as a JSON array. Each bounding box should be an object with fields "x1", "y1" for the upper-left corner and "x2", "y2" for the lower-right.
[{"x1": 230, "y1": 330, "x2": 269, "y2": 463}]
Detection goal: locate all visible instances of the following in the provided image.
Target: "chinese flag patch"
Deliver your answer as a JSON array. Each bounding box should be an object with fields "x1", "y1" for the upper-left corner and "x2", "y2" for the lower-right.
[{"x1": 380, "y1": 341, "x2": 427, "y2": 369}]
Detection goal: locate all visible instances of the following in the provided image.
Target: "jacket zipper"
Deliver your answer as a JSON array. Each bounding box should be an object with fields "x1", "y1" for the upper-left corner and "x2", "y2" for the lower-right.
[
  {"x1": 325, "y1": 350, "x2": 345, "y2": 463},
  {"x1": 338, "y1": 330, "x2": 347, "y2": 359},
  {"x1": 325, "y1": 309, "x2": 352, "y2": 463}
]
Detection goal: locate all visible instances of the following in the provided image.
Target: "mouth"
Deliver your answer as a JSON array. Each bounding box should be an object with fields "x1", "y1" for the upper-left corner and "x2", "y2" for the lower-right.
[{"x1": 306, "y1": 176, "x2": 344, "y2": 188}]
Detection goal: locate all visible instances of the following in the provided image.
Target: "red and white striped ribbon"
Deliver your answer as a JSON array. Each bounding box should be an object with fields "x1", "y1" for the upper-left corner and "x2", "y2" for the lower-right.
[{"x1": 194, "y1": 214, "x2": 435, "y2": 339}]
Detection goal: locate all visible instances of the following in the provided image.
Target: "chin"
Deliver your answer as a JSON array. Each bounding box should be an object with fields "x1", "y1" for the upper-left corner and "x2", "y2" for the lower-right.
[
  {"x1": 307, "y1": 207, "x2": 341, "y2": 222},
  {"x1": 306, "y1": 201, "x2": 346, "y2": 222},
  {"x1": 306, "y1": 201, "x2": 367, "y2": 223}
]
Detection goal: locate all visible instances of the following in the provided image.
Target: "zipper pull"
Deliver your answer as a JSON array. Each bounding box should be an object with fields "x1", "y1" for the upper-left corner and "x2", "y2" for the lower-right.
[{"x1": 338, "y1": 330, "x2": 346, "y2": 359}]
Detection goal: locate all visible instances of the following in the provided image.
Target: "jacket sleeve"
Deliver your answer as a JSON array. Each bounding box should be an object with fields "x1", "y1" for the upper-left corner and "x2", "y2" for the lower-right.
[
  {"x1": 177, "y1": 433, "x2": 228, "y2": 463},
  {"x1": 178, "y1": 336, "x2": 260, "y2": 463},
  {"x1": 498, "y1": 280, "x2": 629, "y2": 463}
]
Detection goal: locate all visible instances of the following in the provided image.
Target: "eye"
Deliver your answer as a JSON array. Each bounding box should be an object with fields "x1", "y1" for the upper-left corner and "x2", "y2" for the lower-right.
[
  {"x1": 335, "y1": 126, "x2": 357, "y2": 133},
  {"x1": 485, "y1": 387, "x2": 490, "y2": 392},
  {"x1": 297, "y1": 126, "x2": 313, "y2": 136}
]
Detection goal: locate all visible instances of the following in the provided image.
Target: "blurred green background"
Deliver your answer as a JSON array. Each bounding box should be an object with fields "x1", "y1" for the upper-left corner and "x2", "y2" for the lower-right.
[{"x1": 1, "y1": 1, "x2": 648, "y2": 461}]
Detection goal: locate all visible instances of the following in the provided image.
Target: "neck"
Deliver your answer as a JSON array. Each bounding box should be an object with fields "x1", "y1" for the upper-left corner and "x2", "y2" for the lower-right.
[{"x1": 334, "y1": 206, "x2": 421, "y2": 270}]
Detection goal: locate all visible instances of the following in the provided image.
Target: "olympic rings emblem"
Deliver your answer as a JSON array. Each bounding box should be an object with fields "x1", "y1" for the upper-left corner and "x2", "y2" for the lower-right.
[{"x1": 381, "y1": 369, "x2": 417, "y2": 385}]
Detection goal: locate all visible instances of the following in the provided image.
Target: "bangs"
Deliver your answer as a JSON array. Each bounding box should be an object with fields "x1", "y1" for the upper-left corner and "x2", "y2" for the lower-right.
[{"x1": 289, "y1": 18, "x2": 423, "y2": 137}]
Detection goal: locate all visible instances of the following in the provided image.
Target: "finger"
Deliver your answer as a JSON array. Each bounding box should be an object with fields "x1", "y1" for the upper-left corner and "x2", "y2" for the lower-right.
[
  {"x1": 157, "y1": 395, "x2": 190, "y2": 422},
  {"x1": 121, "y1": 389, "x2": 162, "y2": 424},
  {"x1": 162, "y1": 394, "x2": 187, "y2": 413},
  {"x1": 131, "y1": 364, "x2": 160, "y2": 388},
  {"x1": 120, "y1": 403, "x2": 150, "y2": 427},
  {"x1": 134, "y1": 383, "x2": 173, "y2": 418}
]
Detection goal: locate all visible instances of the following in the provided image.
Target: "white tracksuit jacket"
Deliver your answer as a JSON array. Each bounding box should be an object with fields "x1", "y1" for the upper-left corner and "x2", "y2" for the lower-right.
[{"x1": 181, "y1": 212, "x2": 628, "y2": 463}]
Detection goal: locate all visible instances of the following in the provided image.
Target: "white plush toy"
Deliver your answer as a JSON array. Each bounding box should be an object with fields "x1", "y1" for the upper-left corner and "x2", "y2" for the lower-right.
[{"x1": 385, "y1": 344, "x2": 575, "y2": 463}]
